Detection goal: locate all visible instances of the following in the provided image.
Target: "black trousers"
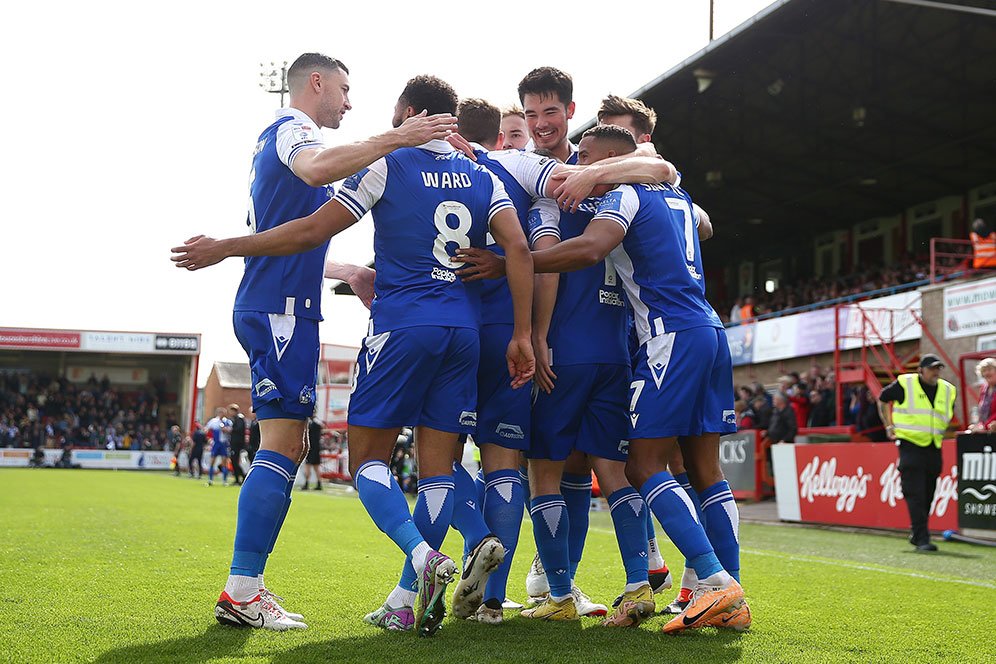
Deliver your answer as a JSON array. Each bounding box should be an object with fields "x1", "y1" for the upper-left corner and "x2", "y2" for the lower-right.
[
  {"x1": 897, "y1": 440, "x2": 942, "y2": 545},
  {"x1": 230, "y1": 447, "x2": 246, "y2": 484}
]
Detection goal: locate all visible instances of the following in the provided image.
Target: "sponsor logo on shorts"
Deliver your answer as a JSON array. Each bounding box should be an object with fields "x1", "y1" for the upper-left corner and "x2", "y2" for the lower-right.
[
  {"x1": 496, "y1": 423, "x2": 525, "y2": 440},
  {"x1": 618, "y1": 440, "x2": 630, "y2": 455},
  {"x1": 598, "y1": 290, "x2": 626, "y2": 307},
  {"x1": 459, "y1": 411, "x2": 478, "y2": 427},
  {"x1": 255, "y1": 378, "x2": 277, "y2": 398},
  {"x1": 300, "y1": 385, "x2": 315, "y2": 405},
  {"x1": 723, "y1": 409, "x2": 737, "y2": 425},
  {"x1": 431, "y1": 267, "x2": 457, "y2": 283}
]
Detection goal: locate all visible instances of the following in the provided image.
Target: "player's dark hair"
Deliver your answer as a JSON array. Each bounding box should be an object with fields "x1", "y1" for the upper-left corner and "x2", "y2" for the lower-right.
[
  {"x1": 287, "y1": 53, "x2": 349, "y2": 90},
  {"x1": 581, "y1": 124, "x2": 637, "y2": 154},
  {"x1": 517, "y1": 67, "x2": 573, "y2": 106},
  {"x1": 399, "y1": 75, "x2": 459, "y2": 117},
  {"x1": 597, "y1": 95, "x2": 657, "y2": 136},
  {"x1": 973, "y1": 218, "x2": 991, "y2": 235},
  {"x1": 456, "y1": 98, "x2": 501, "y2": 147}
]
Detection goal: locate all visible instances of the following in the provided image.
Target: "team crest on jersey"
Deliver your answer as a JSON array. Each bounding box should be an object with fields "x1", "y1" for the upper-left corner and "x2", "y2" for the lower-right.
[{"x1": 342, "y1": 168, "x2": 369, "y2": 192}]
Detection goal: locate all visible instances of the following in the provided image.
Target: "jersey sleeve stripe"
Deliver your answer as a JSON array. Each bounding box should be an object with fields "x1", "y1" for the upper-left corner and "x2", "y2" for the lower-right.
[
  {"x1": 488, "y1": 199, "x2": 515, "y2": 218},
  {"x1": 334, "y1": 191, "x2": 366, "y2": 220},
  {"x1": 594, "y1": 212, "x2": 630, "y2": 231},
  {"x1": 535, "y1": 161, "x2": 558, "y2": 198},
  {"x1": 529, "y1": 227, "x2": 561, "y2": 247},
  {"x1": 286, "y1": 141, "x2": 322, "y2": 167}
]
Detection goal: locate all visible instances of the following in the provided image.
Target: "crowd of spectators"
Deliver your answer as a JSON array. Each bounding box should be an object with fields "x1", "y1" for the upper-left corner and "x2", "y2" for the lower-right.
[
  {"x1": 0, "y1": 371, "x2": 177, "y2": 451},
  {"x1": 722, "y1": 257, "x2": 927, "y2": 324},
  {"x1": 734, "y1": 367, "x2": 886, "y2": 440}
]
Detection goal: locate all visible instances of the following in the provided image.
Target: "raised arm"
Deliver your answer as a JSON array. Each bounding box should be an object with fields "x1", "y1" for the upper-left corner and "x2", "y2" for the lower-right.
[
  {"x1": 291, "y1": 112, "x2": 458, "y2": 186},
  {"x1": 171, "y1": 199, "x2": 358, "y2": 271}
]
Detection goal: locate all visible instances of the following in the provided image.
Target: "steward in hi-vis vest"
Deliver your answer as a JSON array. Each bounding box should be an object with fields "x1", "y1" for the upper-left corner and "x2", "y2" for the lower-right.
[{"x1": 877, "y1": 354, "x2": 956, "y2": 552}]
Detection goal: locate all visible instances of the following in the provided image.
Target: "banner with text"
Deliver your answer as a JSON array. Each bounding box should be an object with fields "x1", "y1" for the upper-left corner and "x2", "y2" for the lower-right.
[{"x1": 943, "y1": 276, "x2": 996, "y2": 339}]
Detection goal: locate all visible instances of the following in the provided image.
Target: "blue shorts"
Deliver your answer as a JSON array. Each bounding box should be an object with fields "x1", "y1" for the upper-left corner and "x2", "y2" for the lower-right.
[
  {"x1": 629, "y1": 326, "x2": 737, "y2": 439},
  {"x1": 233, "y1": 312, "x2": 319, "y2": 421},
  {"x1": 211, "y1": 442, "x2": 229, "y2": 458},
  {"x1": 348, "y1": 326, "x2": 479, "y2": 433},
  {"x1": 475, "y1": 324, "x2": 531, "y2": 450},
  {"x1": 529, "y1": 363, "x2": 631, "y2": 462}
]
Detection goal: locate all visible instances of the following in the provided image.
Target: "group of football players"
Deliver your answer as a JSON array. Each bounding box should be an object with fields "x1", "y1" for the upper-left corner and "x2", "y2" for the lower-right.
[{"x1": 171, "y1": 52, "x2": 750, "y2": 637}]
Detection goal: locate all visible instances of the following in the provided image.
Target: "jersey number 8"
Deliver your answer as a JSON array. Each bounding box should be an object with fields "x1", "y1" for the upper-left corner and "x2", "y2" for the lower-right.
[{"x1": 432, "y1": 201, "x2": 473, "y2": 267}]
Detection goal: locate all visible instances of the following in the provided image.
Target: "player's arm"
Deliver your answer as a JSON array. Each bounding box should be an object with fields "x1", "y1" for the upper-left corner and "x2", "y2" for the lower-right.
[
  {"x1": 325, "y1": 261, "x2": 376, "y2": 309},
  {"x1": 695, "y1": 204, "x2": 713, "y2": 240},
  {"x1": 547, "y1": 155, "x2": 677, "y2": 212},
  {"x1": 532, "y1": 235, "x2": 560, "y2": 393},
  {"x1": 532, "y1": 220, "x2": 625, "y2": 273},
  {"x1": 489, "y1": 206, "x2": 535, "y2": 389},
  {"x1": 290, "y1": 111, "x2": 458, "y2": 186},
  {"x1": 171, "y1": 200, "x2": 359, "y2": 270}
]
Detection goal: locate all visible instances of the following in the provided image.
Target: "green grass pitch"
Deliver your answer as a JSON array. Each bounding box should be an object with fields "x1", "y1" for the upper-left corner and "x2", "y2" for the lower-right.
[{"x1": 1, "y1": 469, "x2": 993, "y2": 663}]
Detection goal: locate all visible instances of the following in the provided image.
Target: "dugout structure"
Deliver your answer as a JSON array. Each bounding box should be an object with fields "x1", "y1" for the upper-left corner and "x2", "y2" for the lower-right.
[{"x1": 0, "y1": 326, "x2": 201, "y2": 432}]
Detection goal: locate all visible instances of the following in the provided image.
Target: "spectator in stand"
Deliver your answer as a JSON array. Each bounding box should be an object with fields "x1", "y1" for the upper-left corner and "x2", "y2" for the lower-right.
[
  {"x1": 807, "y1": 389, "x2": 834, "y2": 428},
  {"x1": 969, "y1": 357, "x2": 996, "y2": 432},
  {"x1": 751, "y1": 395, "x2": 772, "y2": 431},
  {"x1": 970, "y1": 219, "x2": 996, "y2": 269},
  {"x1": 739, "y1": 296, "x2": 756, "y2": 324},
  {"x1": 737, "y1": 385, "x2": 753, "y2": 404},
  {"x1": 780, "y1": 374, "x2": 810, "y2": 430},
  {"x1": 737, "y1": 400, "x2": 756, "y2": 430},
  {"x1": 302, "y1": 417, "x2": 324, "y2": 491},
  {"x1": 228, "y1": 404, "x2": 247, "y2": 486},
  {"x1": 729, "y1": 298, "x2": 743, "y2": 325},
  {"x1": 766, "y1": 393, "x2": 797, "y2": 444}
]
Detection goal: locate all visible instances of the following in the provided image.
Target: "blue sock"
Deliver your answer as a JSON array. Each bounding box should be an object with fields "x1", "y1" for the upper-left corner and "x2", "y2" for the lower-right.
[
  {"x1": 560, "y1": 473, "x2": 591, "y2": 581},
  {"x1": 451, "y1": 462, "x2": 489, "y2": 554},
  {"x1": 259, "y1": 470, "x2": 296, "y2": 576},
  {"x1": 530, "y1": 495, "x2": 571, "y2": 599},
  {"x1": 230, "y1": 450, "x2": 297, "y2": 578},
  {"x1": 475, "y1": 468, "x2": 487, "y2": 512},
  {"x1": 221, "y1": 462, "x2": 229, "y2": 483},
  {"x1": 640, "y1": 471, "x2": 721, "y2": 580},
  {"x1": 208, "y1": 463, "x2": 215, "y2": 482},
  {"x1": 354, "y1": 461, "x2": 425, "y2": 557},
  {"x1": 413, "y1": 475, "x2": 455, "y2": 550},
  {"x1": 700, "y1": 480, "x2": 740, "y2": 582},
  {"x1": 483, "y1": 470, "x2": 524, "y2": 603},
  {"x1": 519, "y1": 465, "x2": 531, "y2": 508},
  {"x1": 607, "y1": 488, "x2": 650, "y2": 586},
  {"x1": 675, "y1": 472, "x2": 705, "y2": 569}
]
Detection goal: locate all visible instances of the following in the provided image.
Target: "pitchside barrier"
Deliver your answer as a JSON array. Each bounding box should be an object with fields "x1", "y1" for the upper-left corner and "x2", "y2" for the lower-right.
[
  {"x1": 0, "y1": 448, "x2": 175, "y2": 470},
  {"x1": 771, "y1": 440, "x2": 960, "y2": 532}
]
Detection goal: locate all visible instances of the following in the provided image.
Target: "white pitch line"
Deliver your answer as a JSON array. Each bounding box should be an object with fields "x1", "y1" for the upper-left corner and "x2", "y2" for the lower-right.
[
  {"x1": 585, "y1": 524, "x2": 995, "y2": 589},
  {"x1": 741, "y1": 548, "x2": 996, "y2": 590}
]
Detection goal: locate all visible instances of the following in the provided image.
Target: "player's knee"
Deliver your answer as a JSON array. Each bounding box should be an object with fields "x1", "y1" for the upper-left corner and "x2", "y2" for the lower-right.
[
  {"x1": 626, "y1": 463, "x2": 650, "y2": 491},
  {"x1": 688, "y1": 464, "x2": 724, "y2": 492}
]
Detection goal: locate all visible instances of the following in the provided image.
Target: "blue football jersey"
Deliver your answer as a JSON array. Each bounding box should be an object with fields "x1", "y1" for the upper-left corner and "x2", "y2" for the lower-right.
[
  {"x1": 593, "y1": 183, "x2": 722, "y2": 344},
  {"x1": 334, "y1": 140, "x2": 514, "y2": 333},
  {"x1": 529, "y1": 198, "x2": 629, "y2": 366},
  {"x1": 235, "y1": 109, "x2": 333, "y2": 320},
  {"x1": 473, "y1": 147, "x2": 557, "y2": 325}
]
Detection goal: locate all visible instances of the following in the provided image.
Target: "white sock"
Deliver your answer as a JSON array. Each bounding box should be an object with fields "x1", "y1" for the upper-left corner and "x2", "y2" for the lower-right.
[
  {"x1": 410, "y1": 541, "x2": 432, "y2": 575},
  {"x1": 701, "y1": 570, "x2": 734, "y2": 588},
  {"x1": 225, "y1": 574, "x2": 260, "y2": 603},
  {"x1": 551, "y1": 593, "x2": 571, "y2": 602},
  {"x1": 647, "y1": 538, "x2": 665, "y2": 569},
  {"x1": 625, "y1": 581, "x2": 650, "y2": 593},
  {"x1": 257, "y1": 573, "x2": 266, "y2": 591},
  {"x1": 386, "y1": 585, "x2": 417, "y2": 609},
  {"x1": 681, "y1": 566, "x2": 698, "y2": 590}
]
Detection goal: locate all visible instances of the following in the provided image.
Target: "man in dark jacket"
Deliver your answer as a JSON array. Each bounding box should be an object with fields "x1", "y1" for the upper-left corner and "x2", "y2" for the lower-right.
[
  {"x1": 228, "y1": 404, "x2": 247, "y2": 485},
  {"x1": 766, "y1": 393, "x2": 797, "y2": 444}
]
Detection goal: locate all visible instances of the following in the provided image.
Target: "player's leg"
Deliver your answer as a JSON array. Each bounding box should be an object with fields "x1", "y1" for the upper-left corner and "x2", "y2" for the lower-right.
[
  {"x1": 666, "y1": 445, "x2": 702, "y2": 613},
  {"x1": 520, "y1": 457, "x2": 578, "y2": 621},
  {"x1": 626, "y1": 329, "x2": 743, "y2": 633},
  {"x1": 478, "y1": 442, "x2": 525, "y2": 621},
  {"x1": 561, "y1": 450, "x2": 592, "y2": 584}
]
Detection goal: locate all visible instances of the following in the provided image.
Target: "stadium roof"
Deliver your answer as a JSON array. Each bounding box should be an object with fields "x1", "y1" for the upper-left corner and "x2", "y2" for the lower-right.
[
  {"x1": 573, "y1": 0, "x2": 996, "y2": 261},
  {"x1": 212, "y1": 362, "x2": 251, "y2": 389}
]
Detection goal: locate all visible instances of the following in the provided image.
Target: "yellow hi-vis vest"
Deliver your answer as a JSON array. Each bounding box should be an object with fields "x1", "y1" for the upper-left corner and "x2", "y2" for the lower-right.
[{"x1": 891, "y1": 374, "x2": 956, "y2": 448}]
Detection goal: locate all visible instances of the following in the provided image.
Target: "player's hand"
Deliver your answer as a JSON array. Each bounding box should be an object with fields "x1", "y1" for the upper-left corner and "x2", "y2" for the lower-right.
[
  {"x1": 506, "y1": 335, "x2": 535, "y2": 389},
  {"x1": 170, "y1": 235, "x2": 228, "y2": 270},
  {"x1": 532, "y1": 334, "x2": 557, "y2": 394},
  {"x1": 341, "y1": 265, "x2": 376, "y2": 309},
  {"x1": 393, "y1": 110, "x2": 460, "y2": 147},
  {"x1": 550, "y1": 169, "x2": 598, "y2": 213},
  {"x1": 454, "y1": 248, "x2": 505, "y2": 281},
  {"x1": 446, "y1": 131, "x2": 477, "y2": 161},
  {"x1": 885, "y1": 425, "x2": 897, "y2": 441}
]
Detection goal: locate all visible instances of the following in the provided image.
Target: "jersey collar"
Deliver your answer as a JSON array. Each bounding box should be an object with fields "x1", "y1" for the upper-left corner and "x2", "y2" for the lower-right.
[{"x1": 417, "y1": 139, "x2": 455, "y2": 153}]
